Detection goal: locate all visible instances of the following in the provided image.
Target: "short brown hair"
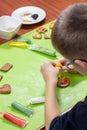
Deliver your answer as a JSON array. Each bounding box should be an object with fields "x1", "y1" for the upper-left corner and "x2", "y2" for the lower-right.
[{"x1": 52, "y1": 3, "x2": 87, "y2": 60}]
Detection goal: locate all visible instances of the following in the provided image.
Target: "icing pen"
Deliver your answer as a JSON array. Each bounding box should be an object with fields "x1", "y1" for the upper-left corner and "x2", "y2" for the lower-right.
[
  {"x1": 11, "y1": 101, "x2": 34, "y2": 117},
  {"x1": 8, "y1": 37, "x2": 31, "y2": 48},
  {"x1": 0, "y1": 112, "x2": 28, "y2": 128},
  {"x1": 14, "y1": 37, "x2": 31, "y2": 44},
  {"x1": 9, "y1": 41, "x2": 28, "y2": 48},
  {"x1": 29, "y1": 44, "x2": 57, "y2": 57},
  {"x1": 29, "y1": 96, "x2": 45, "y2": 104}
]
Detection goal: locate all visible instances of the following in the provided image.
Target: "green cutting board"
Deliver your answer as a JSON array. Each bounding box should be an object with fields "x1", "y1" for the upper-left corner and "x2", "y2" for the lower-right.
[{"x1": 0, "y1": 22, "x2": 87, "y2": 130}]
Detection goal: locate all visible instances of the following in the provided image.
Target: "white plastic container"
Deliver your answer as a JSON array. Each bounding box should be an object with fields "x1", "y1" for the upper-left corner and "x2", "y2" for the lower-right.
[{"x1": 0, "y1": 15, "x2": 22, "y2": 40}]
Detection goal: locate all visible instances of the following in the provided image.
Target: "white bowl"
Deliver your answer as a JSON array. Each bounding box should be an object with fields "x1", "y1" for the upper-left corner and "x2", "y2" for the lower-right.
[{"x1": 0, "y1": 16, "x2": 22, "y2": 40}]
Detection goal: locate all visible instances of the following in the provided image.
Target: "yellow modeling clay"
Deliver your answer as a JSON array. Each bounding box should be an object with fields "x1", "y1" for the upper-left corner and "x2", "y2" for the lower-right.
[
  {"x1": 55, "y1": 63, "x2": 63, "y2": 68},
  {"x1": 9, "y1": 41, "x2": 28, "y2": 48}
]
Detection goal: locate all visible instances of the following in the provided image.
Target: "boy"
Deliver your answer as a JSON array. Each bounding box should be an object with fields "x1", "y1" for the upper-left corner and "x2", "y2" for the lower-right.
[{"x1": 41, "y1": 3, "x2": 87, "y2": 130}]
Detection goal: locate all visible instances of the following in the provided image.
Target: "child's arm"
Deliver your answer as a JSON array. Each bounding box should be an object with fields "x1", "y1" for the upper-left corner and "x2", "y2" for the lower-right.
[
  {"x1": 45, "y1": 80, "x2": 61, "y2": 130},
  {"x1": 40, "y1": 61, "x2": 63, "y2": 130}
]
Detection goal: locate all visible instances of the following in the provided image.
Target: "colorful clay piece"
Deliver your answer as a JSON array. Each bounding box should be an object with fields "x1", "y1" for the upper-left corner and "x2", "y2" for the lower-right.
[
  {"x1": 0, "y1": 63, "x2": 13, "y2": 72},
  {"x1": 33, "y1": 33, "x2": 42, "y2": 39},
  {"x1": 0, "y1": 84, "x2": 11, "y2": 94},
  {"x1": 0, "y1": 112, "x2": 28, "y2": 128},
  {"x1": 29, "y1": 44, "x2": 56, "y2": 57},
  {"x1": 57, "y1": 76, "x2": 70, "y2": 88},
  {"x1": 11, "y1": 101, "x2": 34, "y2": 117},
  {"x1": 55, "y1": 63, "x2": 63, "y2": 68},
  {"x1": 29, "y1": 96, "x2": 45, "y2": 104},
  {"x1": 36, "y1": 26, "x2": 47, "y2": 33}
]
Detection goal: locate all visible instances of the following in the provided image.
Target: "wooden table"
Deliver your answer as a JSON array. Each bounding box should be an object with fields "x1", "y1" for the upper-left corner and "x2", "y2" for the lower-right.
[
  {"x1": 0, "y1": 0, "x2": 87, "y2": 44},
  {"x1": 0, "y1": 1, "x2": 87, "y2": 130}
]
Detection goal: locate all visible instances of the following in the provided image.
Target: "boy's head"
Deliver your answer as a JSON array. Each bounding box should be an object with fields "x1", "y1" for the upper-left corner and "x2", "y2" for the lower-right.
[{"x1": 51, "y1": 3, "x2": 87, "y2": 60}]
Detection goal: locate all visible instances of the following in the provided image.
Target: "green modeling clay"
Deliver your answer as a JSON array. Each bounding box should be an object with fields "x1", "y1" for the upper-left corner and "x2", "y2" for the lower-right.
[{"x1": 11, "y1": 101, "x2": 34, "y2": 117}]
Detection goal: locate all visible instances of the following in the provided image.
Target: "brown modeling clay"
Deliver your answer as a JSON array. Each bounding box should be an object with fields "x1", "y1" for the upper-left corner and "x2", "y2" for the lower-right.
[{"x1": 0, "y1": 84, "x2": 11, "y2": 94}]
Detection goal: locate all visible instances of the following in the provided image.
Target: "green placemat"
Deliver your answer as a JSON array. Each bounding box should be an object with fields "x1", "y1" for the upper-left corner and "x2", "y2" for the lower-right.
[{"x1": 0, "y1": 21, "x2": 87, "y2": 130}]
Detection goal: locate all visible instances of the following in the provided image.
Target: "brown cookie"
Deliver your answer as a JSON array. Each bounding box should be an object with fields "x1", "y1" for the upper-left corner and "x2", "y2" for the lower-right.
[
  {"x1": 33, "y1": 33, "x2": 42, "y2": 39},
  {"x1": 36, "y1": 26, "x2": 47, "y2": 33},
  {"x1": 0, "y1": 84, "x2": 11, "y2": 94},
  {"x1": 0, "y1": 63, "x2": 13, "y2": 72},
  {"x1": 49, "y1": 22, "x2": 55, "y2": 29},
  {"x1": 44, "y1": 34, "x2": 51, "y2": 39}
]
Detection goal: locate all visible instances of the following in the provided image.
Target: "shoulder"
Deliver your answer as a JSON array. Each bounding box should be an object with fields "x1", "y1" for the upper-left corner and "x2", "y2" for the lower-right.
[{"x1": 49, "y1": 97, "x2": 87, "y2": 130}]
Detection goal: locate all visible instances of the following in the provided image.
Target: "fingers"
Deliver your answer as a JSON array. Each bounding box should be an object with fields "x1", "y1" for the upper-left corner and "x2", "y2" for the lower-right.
[
  {"x1": 40, "y1": 58, "x2": 70, "y2": 76},
  {"x1": 55, "y1": 57, "x2": 68, "y2": 64},
  {"x1": 40, "y1": 61, "x2": 63, "y2": 75}
]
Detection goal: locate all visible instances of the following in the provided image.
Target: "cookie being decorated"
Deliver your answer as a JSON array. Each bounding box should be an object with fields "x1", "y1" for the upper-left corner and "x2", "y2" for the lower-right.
[{"x1": 57, "y1": 76, "x2": 70, "y2": 88}]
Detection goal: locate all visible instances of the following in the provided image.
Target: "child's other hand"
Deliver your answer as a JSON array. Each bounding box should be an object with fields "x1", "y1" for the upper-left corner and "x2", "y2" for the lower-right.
[
  {"x1": 40, "y1": 61, "x2": 63, "y2": 86},
  {"x1": 56, "y1": 57, "x2": 78, "y2": 73},
  {"x1": 55, "y1": 57, "x2": 68, "y2": 70}
]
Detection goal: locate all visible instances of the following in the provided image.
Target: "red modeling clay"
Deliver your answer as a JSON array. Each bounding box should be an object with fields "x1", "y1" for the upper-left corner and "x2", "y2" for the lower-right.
[
  {"x1": 57, "y1": 76, "x2": 70, "y2": 88},
  {"x1": 0, "y1": 112, "x2": 28, "y2": 128}
]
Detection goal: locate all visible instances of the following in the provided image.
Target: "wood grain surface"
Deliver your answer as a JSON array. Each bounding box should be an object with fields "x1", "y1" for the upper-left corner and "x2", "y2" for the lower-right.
[{"x1": 0, "y1": 0, "x2": 87, "y2": 44}]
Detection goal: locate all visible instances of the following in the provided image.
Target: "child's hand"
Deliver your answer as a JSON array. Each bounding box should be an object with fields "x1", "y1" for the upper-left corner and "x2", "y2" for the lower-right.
[
  {"x1": 40, "y1": 61, "x2": 63, "y2": 86},
  {"x1": 55, "y1": 57, "x2": 68, "y2": 70},
  {"x1": 56, "y1": 57, "x2": 78, "y2": 73}
]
